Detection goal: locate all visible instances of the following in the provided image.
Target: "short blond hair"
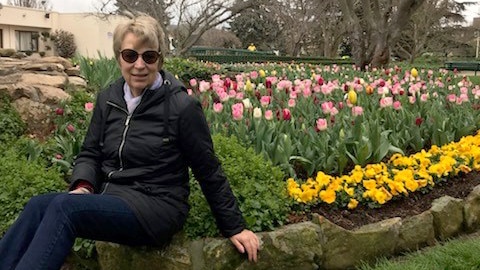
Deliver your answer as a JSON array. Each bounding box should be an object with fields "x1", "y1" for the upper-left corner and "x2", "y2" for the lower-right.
[{"x1": 113, "y1": 15, "x2": 166, "y2": 69}]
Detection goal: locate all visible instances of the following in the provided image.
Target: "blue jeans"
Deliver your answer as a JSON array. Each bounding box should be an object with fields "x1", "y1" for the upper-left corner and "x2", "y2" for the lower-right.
[{"x1": 0, "y1": 192, "x2": 155, "y2": 270}]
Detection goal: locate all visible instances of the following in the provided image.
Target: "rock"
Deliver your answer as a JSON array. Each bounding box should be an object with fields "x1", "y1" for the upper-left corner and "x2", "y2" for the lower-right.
[
  {"x1": 68, "y1": 76, "x2": 88, "y2": 88},
  {"x1": 396, "y1": 210, "x2": 435, "y2": 252},
  {"x1": 430, "y1": 196, "x2": 464, "y2": 240},
  {"x1": 39, "y1": 56, "x2": 74, "y2": 69},
  {"x1": 21, "y1": 62, "x2": 65, "y2": 73},
  {"x1": 65, "y1": 66, "x2": 81, "y2": 76},
  {"x1": 253, "y1": 222, "x2": 323, "y2": 270},
  {"x1": 37, "y1": 85, "x2": 71, "y2": 105},
  {"x1": 97, "y1": 234, "x2": 192, "y2": 270},
  {"x1": 0, "y1": 48, "x2": 16, "y2": 57},
  {"x1": 464, "y1": 185, "x2": 480, "y2": 232},
  {"x1": 10, "y1": 83, "x2": 41, "y2": 102},
  {"x1": 20, "y1": 73, "x2": 67, "y2": 88},
  {"x1": 314, "y1": 214, "x2": 401, "y2": 269},
  {"x1": 12, "y1": 97, "x2": 52, "y2": 137}
]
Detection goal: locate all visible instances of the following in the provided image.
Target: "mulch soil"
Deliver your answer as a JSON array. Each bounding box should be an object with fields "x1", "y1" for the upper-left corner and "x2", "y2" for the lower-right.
[{"x1": 288, "y1": 171, "x2": 480, "y2": 230}]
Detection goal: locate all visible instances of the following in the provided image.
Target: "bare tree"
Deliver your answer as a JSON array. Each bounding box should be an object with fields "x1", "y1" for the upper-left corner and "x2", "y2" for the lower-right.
[
  {"x1": 196, "y1": 28, "x2": 242, "y2": 48},
  {"x1": 339, "y1": 0, "x2": 426, "y2": 68},
  {"x1": 394, "y1": 0, "x2": 471, "y2": 63},
  {"x1": 266, "y1": 0, "x2": 321, "y2": 56},
  {"x1": 8, "y1": 0, "x2": 50, "y2": 9},
  {"x1": 100, "y1": 0, "x2": 258, "y2": 56}
]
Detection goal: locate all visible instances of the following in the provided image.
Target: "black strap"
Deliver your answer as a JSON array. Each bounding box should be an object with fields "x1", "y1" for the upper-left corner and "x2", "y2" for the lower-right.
[{"x1": 163, "y1": 80, "x2": 171, "y2": 144}]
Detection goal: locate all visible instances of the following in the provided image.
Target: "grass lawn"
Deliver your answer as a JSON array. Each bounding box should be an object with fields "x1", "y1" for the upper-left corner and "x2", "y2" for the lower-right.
[{"x1": 357, "y1": 233, "x2": 480, "y2": 270}]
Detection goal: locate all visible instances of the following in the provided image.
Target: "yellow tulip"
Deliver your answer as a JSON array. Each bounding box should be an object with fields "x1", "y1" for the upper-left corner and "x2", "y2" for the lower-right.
[
  {"x1": 245, "y1": 79, "x2": 253, "y2": 92},
  {"x1": 411, "y1": 68, "x2": 418, "y2": 78},
  {"x1": 259, "y1": 69, "x2": 266, "y2": 78},
  {"x1": 348, "y1": 89, "x2": 357, "y2": 105}
]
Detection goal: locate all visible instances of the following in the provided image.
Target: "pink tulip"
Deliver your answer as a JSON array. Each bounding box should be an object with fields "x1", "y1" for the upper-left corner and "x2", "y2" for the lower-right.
[
  {"x1": 213, "y1": 103, "x2": 223, "y2": 113},
  {"x1": 189, "y1": 78, "x2": 197, "y2": 87},
  {"x1": 409, "y1": 96, "x2": 416, "y2": 104},
  {"x1": 84, "y1": 102, "x2": 94, "y2": 112},
  {"x1": 351, "y1": 106, "x2": 363, "y2": 116},
  {"x1": 260, "y1": 96, "x2": 271, "y2": 107},
  {"x1": 265, "y1": 110, "x2": 273, "y2": 120},
  {"x1": 379, "y1": 97, "x2": 393, "y2": 108},
  {"x1": 199, "y1": 81, "x2": 210, "y2": 92},
  {"x1": 447, "y1": 94, "x2": 456, "y2": 103},
  {"x1": 288, "y1": 99, "x2": 296, "y2": 107},
  {"x1": 316, "y1": 118, "x2": 328, "y2": 131},
  {"x1": 231, "y1": 103, "x2": 244, "y2": 121},
  {"x1": 393, "y1": 101, "x2": 402, "y2": 110},
  {"x1": 66, "y1": 124, "x2": 75, "y2": 133}
]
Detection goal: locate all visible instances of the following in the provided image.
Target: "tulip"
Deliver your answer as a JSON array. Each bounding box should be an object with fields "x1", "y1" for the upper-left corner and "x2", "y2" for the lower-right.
[
  {"x1": 55, "y1": 108, "x2": 64, "y2": 116},
  {"x1": 253, "y1": 107, "x2": 262, "y2": 118},
  {"x1": 348, "y1": 90, "x2": 357, "y2": 105},
  {"x1": 288, "y1": 99, "x2": 296, "y2": 107},
  {"x1": 316, "y1": 118, "x2": 328, "y2": 131},
  {"x1": 259, "y1": 69, "x2": 266, "y2": 78},
  {"x1": 189, "y1": 78, "x2": 197, "y2": 87},
  {"x1": 245, "y1": 79, "x2": 253, "y2": 92},
  {"x1": 411, "y1": 68, "x2": 418, "y2": 78},
  {"x1": 365, "y1": 85, "x2": 374, "y2": 95},
  {"x1": 282, "y1": 108, "x2": 291, "y2": 121},
  {"x1": 242, "y1": 98, "x2": 252, "y2": 109},
  {"x1": 213, "y1": 103, "x2": 223, "y2": 113},
  {"x1": 260, "y1": 96, "x2": 271, "y2": 107},
  {"x1": 351, "y1": 106, "x2": 363, "y2": 116},
  {"x1": 66, "y1": 124, "x2": 75, "y2": 133},
  {"x1": 84, "y1": 102, "x2": 94, "y2": 112},
  {"x1": 415, "y1": 117, "x2": 423, "y2": 126},
  {"x1": 265, "y1": 110, "x2": 273, "y2": 120},
  {"x1": 231, "y1": 103, "x2": 244, "y2": 121}
]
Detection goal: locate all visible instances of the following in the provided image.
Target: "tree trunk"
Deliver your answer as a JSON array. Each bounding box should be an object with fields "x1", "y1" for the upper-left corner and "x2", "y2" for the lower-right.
[{"x1": 371, "y1": 36, "x2": 390, "y2": 68}]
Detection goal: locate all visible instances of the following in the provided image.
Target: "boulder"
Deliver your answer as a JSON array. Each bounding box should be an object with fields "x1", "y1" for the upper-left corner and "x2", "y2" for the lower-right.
[
  {"x1": 430, "y1": 196, "x2": 464, "y2": 240},
  {"x1": 464, "y1": 185, "x2": 480, "y2": 232},
  {"x1": 396, "y1": 210, "x2": 435, "y2": 252},
  {"x1": 12, "y1": 97, "x2": 53, "y2": 137}
]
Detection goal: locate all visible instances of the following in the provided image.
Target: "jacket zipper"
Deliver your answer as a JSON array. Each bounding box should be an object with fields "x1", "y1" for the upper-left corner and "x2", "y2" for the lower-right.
[
  {"x1": 105, "y1": 101, "x2": 130, "y2": 180},
  {"x1": 102, "y1": 88, "x2": 156, "y2": 192}
]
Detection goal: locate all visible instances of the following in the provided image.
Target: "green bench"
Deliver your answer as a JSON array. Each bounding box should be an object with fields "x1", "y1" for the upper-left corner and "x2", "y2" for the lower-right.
[{"x1": 445, "y1": 61, "x2": 480, "y2": 75}]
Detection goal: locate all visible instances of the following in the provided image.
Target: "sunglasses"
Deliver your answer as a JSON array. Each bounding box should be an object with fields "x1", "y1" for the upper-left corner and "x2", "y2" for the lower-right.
[{"x1": 120, "y1": 49, "x2": 161, "y2": 64}]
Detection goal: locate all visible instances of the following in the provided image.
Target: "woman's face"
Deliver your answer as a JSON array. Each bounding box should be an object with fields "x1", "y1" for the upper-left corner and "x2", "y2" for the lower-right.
[{"x1": 119, "y1": 32, "x2": 160, "y2": 96}]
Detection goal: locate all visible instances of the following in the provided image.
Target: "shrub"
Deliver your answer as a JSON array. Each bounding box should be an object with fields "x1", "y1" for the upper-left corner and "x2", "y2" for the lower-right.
[
  {"x1": 184, "y1": 134, "x2": 290, "y2": 239},
  {"x1": 0, "y1": 148, "x2": 65, "y2": 236},
  {"x1": 51, "y1": 29, "x2": 77, "y2": 58},
  {"x1": 0, "y1": 93, "x2": 25, "y2": 146},
  {"x1": 164, "y1": 57, "x2": 222, "y2": 83}
]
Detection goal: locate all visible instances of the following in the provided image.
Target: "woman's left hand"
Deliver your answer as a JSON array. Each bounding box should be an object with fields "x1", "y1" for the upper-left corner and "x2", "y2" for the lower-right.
[
  {"x1": 229, "y1": 229, "x2": 259, "y2": 262},
  {"x1": 68, "y1": 187, "x2": 91, "y2": 194}
]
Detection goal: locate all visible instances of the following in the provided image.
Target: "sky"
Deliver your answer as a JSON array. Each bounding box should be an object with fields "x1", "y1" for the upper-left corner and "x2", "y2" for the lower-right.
[{"x1": 0, "y1": 0, "x2": 479, "y2": 24}]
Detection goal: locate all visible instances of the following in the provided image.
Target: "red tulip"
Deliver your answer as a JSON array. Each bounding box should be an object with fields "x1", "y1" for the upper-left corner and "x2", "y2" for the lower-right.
[{"x1": 55, "y1": 108, "x2": 64, "y2": 116}]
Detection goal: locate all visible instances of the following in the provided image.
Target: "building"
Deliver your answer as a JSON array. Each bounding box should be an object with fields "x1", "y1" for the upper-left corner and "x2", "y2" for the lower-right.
[{"x1": 0, "y1": 4, "x2": 128, "y2": 58}]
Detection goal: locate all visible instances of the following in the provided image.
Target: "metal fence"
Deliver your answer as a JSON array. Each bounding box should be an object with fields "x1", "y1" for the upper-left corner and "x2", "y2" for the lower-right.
[{"x1": 186, "y1": 47, "x2": 353, "y2": 65}]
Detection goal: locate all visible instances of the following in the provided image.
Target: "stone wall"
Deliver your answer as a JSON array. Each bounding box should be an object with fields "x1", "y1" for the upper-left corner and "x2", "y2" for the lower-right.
[
  {"x1": 0, "y1": 55, "x2": 86, "y2": 138},
  {"x1": 96, "y1": 184, "x2": 480, "y2": 270}
]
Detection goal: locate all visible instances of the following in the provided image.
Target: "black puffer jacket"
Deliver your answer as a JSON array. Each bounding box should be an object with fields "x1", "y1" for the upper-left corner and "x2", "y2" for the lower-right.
[{"x1": 70, "y1": 70, "x2": 245, "y2": 244}]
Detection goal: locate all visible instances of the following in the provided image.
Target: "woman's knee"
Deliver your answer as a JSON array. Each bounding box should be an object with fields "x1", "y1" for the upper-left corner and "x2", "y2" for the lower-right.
[{"x1": 25, "y1": 193, "x2": 62, "y2": 212}]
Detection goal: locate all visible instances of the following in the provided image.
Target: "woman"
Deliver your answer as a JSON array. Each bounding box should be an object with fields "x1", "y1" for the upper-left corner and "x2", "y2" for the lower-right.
[{"x1": 0, "y1": 15, "x2": 258, "y2": 269}]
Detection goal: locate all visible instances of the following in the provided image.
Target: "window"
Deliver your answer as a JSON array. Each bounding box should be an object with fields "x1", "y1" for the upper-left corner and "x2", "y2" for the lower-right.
[
  {"x1": 15, "y1": 31, "x2": 38, "y2": 52},
  {"x1": 0, "y1": 29, "x2": 3, "y2": 48}
]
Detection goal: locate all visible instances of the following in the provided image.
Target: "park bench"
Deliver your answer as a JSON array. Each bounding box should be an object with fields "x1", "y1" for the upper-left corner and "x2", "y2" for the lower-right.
[{"x1": 444, "y1": 61, "x2": 480, "y2": 75}]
